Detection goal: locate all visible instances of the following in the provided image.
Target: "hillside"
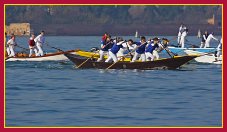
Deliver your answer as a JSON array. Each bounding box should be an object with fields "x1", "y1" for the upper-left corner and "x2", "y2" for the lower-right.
[{"x1": 5, "y1": 5, "x2": 222, "y2": 35}]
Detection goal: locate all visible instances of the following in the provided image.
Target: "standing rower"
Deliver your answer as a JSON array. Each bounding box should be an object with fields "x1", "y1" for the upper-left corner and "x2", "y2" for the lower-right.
[
  {"x1": 117, "y1": 39, "x2": 136, "y2": 59},
  {"x1": 200, "y1": 31, "x2": 209, "y2": 48},
  {"x1": 34, "y1": 31, "x2": 45, "y2": 56},
  {"x1": 5, "y1": 32, "x2": 11, "y2": 56},
  {"x1": 105, "y1": 37, "x2": 125, "y2": 63},
  {"x1": 7, "y1": 35, "x2": 17, "y2": 57},
  {"x1": 145, "y1": 37, "x2": 159, "y2": 61},
  {"x1": 131, "y1": 36, "x2": 147, "y2": 62},
  {"x1": 204, "y1": 32, "x2": 219, "y2": 48},
  {"x1": 179, "y1": 28, "x2": 188, "y2": 48},
  {"x1": 215, "y1": 38, "x2": 222, "y2": 61},
  {"x1": 156, "y1": 38, "x2": 177, "y2": 58},
  {"x1": 177, "y1": 24, "x2": 186, "y2": 45},
  {"x1": 28, "y1": 34, "x2": 38, "y2": 57},
  {"x1": 97, "y1": 36, "x2": 113, "y2": 62}
]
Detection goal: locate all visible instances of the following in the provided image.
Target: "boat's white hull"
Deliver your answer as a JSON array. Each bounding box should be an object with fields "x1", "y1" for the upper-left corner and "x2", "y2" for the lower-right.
[
  {"x1": 6, "y1": 50, "x2": 76, "y2": 61},
  {"x1": 184, "y1": 50, "x2": 222, "y2": 64},
  {"x1": 168, "y1": 46, "x2": 216, "y2": 54}
]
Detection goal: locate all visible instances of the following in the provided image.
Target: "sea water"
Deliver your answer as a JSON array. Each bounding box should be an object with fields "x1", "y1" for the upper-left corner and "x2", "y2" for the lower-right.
[{"x1": 5, "y1": 36, "x2": 222, "y2": 127}]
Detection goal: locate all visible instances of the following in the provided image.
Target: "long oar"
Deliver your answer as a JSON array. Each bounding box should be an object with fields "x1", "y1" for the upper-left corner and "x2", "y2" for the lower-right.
[
  {"x1": 105, "y1": 42, "x2": 147, "y2": 70},
  {"x1": 15, "y1": 45, "x2": 30, "y2": 51},
  {"x1": 76, "y1": 41, "x2": 114, "y2": 69},
  {"x1": 45, "y1": 42, "x2": 64, "y2": 52},
  {"x1": 169, "y1": 36, "x2": 177, "y2": 42},
  {"x1": 76, "y1": 51, "x2": 99, "y2": 68},
  {"x1": 105, "y1": 56, "x2": 124, "y2": 70},
  {"x1": 159, "y1": 43, "x2": 179, "y2": 58}
]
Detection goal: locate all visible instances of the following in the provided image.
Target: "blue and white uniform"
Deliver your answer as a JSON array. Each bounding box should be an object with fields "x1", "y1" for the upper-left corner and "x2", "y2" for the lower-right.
[
  {"x1": 34, "y1": 34, "x2": 45, "y2": 56},
  {"x1": 117, "y1": 42, "x2": 136, "y2": 57},
  {"x1": 105, "y1": 41, "x2": 124, "y2": 62},
  {"x1": 97, "y1": 40, "x2": 113, "y2": 62},
  {"x1": 145, "y1": 42, "x2": 159, "y2": 61},
  {"x1": 131, "y1": 42, "x2": 147, "y2": 62}
]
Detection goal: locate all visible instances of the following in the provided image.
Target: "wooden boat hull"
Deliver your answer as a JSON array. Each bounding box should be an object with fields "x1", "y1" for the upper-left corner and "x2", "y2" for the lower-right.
[
  {"x1": 64, "y1": 53, "x2": 197, "y2": 70},
  {"x1": 184, "y1": 50, "x2": 222, "y2": 64},
  {"x1": 6, "y1": 50, "x2": 76, "y2": 61}
]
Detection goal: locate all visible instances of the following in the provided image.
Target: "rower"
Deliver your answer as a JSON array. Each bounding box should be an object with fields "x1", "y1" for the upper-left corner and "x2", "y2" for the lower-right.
[
  {"x1": 177, "y1": 24, "x2": 186, "y2": 46},
  {"x1": 204, "y1": 32, "x2": 219, "y2": 48},
  {"x1": 156, "y1": 38, "x2": 177, "y2": 58},
  {"x1": 7, "y1": 35, "x2": 17, "y2": 57},
  {"x1": 5, "y1": 32, "x2": 11, "y2": 56},
  {"x1": 97, "y1": 36, "x2": 113, "y2": 62},
  {"x1": 215, "y1": 38, "x2": 222, "y2": 61},
  {"x1": 105, "y1": 37, "x2": 125, "y2": 63},
  {"x1": 131, "y1": 36, "x2": 147, "y2": 62},
  {"x1": 34, "y1": 31, "x2": 45, "y2": 56},
  {"x1": 179, "y1": 28, "x2": 188, "y2": 48},
  {"x1": 28, "y1": 34, "x2": 38, "y2": 57},
  {"x1": 102, "y1": 32, "x2": 109, "y2": 42},
  {"x1": 200, "y1": 31, "x2": 209, "y2": 48},
  {"x1": 145, "y1": 37, "x2": 159, "y2": 61},
  {"x1": 117, "y1": 39, "x2": 136, "y2": 59}
]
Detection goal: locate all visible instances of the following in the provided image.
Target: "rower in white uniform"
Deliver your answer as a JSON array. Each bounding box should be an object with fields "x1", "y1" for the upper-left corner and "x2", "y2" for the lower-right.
[
  {"x1": 34, "y1": 31, "x2": 45, "y2": 56},
  {"x1": 179, "y1": 28, "x2": 188, "y2": 48},
  {"x1": 105, "y1": 37, "x2": 125, "y2": 63},
  {"x1": 145, "y1": 37, "x2": 159, "y2": 61},
  {"x1": 117, "y1": 39, "x2": 136, "y2": 60},
  {"x1": 97, "y1": 36, "x2": 113, "y2": 62},
  {"x1": 215, "y1": 38, "x2": 222, "y2": 61},
  {"x1": 28, "y1": 34, "x2": 38, "y2": 57},
  {"x1": 200, "y1": 31, "x2": 209, "y2": 48},
  {"x1": 204, "y1": 32, "x2": 219, "y2": 48},
  {"x1": 131, "y1": 36, "x2": 147, "y2": 62},
  {"x1": 5, "y1": 32, "x2": 11, "y2": 56},
  {"x1": 7, "y1": 35, "x2": 17, "y2": 57},
  {"x1": 177, "y1": 24, "x2": 186, "y2": 45}
]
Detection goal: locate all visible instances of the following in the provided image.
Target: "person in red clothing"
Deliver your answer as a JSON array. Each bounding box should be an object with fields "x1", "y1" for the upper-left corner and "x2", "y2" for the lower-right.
[
  {"x1": 102, "y1": 32, "x2": 108, "y2": 42},
  {"x1": 28, "y1": 34, "x2": 38, "y2": 57}
]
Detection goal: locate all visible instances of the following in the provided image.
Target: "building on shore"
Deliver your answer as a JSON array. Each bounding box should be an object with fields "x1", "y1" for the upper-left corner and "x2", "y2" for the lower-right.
[{"x1": 5, "y1": 23, "x2": 31, "y2": 36}]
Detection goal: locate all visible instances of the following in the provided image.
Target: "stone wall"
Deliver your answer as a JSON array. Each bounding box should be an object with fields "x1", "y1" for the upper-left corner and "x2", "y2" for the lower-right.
[{"x1": 6, "y1": 23, "x2": 31, "y2": 36}]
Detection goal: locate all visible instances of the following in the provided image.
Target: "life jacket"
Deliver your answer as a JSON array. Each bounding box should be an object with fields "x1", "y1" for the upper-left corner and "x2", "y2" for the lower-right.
[{"x1": 29, "y1": 39, "x2": 35, "y2": 46}]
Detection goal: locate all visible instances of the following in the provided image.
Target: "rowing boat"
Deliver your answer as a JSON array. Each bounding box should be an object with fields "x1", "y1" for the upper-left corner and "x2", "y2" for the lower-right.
[
  {"x1": 168, "y1": 46, "x2": 216, "y2": 54},
  {"x1": 184, "y1": 50, "x2": 222, "y2": 64},
  {"x1": 75, "y1": 50, "x2": 132, "y2": 61},
  {"x1": 6, "y1": 50, "x2": 76, "y2": 61},
  {"x1": 64, "y1": 53, "x2": 197, "y2": 70}
]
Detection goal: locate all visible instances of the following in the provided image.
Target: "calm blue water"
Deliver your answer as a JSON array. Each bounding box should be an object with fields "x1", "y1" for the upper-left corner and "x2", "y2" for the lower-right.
[{"x1": 6, "y1": 36, "x2": 222, "y2": 127}]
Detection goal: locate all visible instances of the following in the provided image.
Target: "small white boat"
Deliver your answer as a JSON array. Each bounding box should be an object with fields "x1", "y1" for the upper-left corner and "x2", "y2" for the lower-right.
[
  {"x1": 168, "y1": 46, "x2": 216, "y2": 54},
  {"x1": 184, "y1": 50, "x2": 222, "y2": 64},
  {"x1": 6, "y1": 50, "x2": 76, "y2": 61}
]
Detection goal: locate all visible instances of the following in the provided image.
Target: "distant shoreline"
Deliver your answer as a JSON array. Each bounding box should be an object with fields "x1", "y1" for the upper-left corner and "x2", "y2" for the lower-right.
[{"x1": 31, "y1": 24, "x2": 222, "y2": 36}]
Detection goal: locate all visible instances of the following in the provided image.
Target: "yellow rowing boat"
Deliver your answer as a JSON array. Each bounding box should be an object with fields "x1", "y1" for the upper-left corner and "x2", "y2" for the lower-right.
[{"x1": 74, "y1": 49, "x2": 189, "y2": 62}]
